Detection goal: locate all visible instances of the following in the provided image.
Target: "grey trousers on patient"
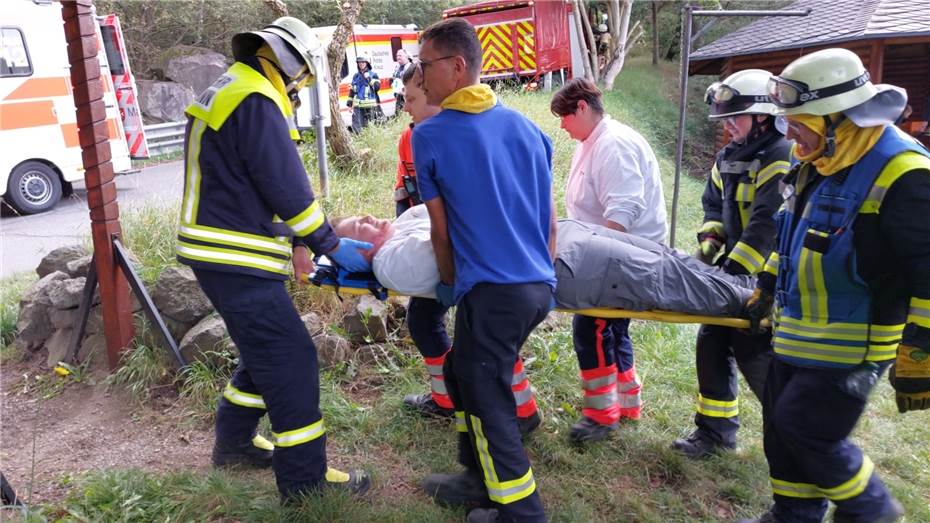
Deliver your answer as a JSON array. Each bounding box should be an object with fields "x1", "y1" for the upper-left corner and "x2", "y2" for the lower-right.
[{"x1": 553, "y1": 220, "x2": 754, "y2": 316}]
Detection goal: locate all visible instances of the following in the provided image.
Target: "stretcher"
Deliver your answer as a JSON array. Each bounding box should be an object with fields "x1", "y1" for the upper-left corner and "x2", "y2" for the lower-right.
[{"x1": 303, "y1": 262, "x2": 769, "y2": 330}]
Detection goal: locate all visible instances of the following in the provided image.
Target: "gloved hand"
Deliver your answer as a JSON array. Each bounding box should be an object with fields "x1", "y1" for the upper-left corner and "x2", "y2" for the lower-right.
[
  {"x1": 743, "y1": 287, "x2": 774, "y2": 334},
  {"x1": 435, "y1": 281, "x2": 455, "y2": 308},
  {"x1": 695, "y1": 237, "x2": 723, "y2": 265},
  {"x1": 370, "y1": 78, "x2": 381, "y2": 89},
  {"x1": 888, "y1": 344, "x2": 930, "y2": 413},
  {"x1": 328, "y1": 238, "x2": 374, "y2": 273},
  {"x1": 346, "y1": 98, "x2": 354, "y2": 108}
]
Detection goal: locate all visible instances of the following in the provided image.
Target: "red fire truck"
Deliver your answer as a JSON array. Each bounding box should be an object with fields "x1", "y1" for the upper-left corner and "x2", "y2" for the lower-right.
[{"x1": 442, "y1": 0, "x2": 582, "y2": 82}]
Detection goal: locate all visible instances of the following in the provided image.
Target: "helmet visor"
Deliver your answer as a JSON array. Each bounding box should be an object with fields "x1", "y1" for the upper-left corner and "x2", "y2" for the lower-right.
[
  {"x1": 767, "y1": 71, "x2": 871, "y2": 109},
  {"x1": 706, "y1": 82, "x2": 769, "y2": 115}
]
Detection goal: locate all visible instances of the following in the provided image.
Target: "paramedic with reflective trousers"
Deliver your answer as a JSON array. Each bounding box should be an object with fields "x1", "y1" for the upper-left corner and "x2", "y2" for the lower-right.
[
  {"x1": 175, "y1": 17, "x2": 373, "y2": 502},
  {"x1": 741, "y1": 48, "x2": 930, "y2": 523},
  {"x1": 672, "y1": 69, "x2": 791, "y2": 460}
]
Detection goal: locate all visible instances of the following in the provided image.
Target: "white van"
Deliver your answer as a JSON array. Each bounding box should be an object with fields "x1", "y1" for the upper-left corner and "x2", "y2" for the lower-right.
[{"x1": 0, "y1": 0, "x2": 133, "y2": 214}]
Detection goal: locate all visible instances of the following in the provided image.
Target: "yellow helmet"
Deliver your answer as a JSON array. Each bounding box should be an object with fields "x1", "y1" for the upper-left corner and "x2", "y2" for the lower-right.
[{"x1": 232, "y1": 17, "x2": 321, "y2": 84}]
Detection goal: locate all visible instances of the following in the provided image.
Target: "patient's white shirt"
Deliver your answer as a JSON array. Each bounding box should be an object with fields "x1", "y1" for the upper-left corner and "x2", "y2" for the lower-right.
[{"x1": 372, "y1": 204, "x2": 439, "y2": 298}]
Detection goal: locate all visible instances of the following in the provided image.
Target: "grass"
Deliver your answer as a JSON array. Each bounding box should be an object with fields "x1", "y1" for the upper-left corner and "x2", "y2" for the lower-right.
[
  {"x1": 5, "y1": 57, "x2": 929, "y2": 522},
  {"x1": 0, "y1": 272, "x2": 36, "y2": 362}
]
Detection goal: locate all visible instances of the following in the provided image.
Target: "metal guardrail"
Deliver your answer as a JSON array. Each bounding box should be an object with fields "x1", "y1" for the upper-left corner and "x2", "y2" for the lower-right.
[{"x1": 143, "y1": 120, "x2": 185, "y2": 157}]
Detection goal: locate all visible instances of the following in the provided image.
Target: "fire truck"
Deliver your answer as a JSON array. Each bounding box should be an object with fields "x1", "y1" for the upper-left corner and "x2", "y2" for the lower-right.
[
  {"x1": 442, "y1": 0, "x2": 584, "y2": 82},
  {"x1": 0, "y1": 0, "x2": 146, "y2": 215}
]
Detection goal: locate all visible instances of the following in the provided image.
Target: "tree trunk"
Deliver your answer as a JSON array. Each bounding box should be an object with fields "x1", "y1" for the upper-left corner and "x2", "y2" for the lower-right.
[
  {"x1": 601, "y1": 0, "x2": 632, "y2": 90},
  {"x1": 572, "y1": 0, "x2": 594, "y2": 81},
  {"x1": 607, "y1": 0, "x2": 620, "y2": 57},
  {"x1": 576, "y1": 0, "x2": 599, "y2": 82},
  {"x1": 263, "y1": 0, "x2": 288, "y2": 16},
  {"x1": 325, "y1": 0, "x2": 364, "y2": 164},
  {"x1": 651, "y1": 1, "x2": 659, "y2": 65}
]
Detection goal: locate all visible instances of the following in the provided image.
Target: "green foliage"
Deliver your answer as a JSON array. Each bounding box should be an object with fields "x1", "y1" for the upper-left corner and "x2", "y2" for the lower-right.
[
  {"x1": 176, "y1": 350, "x2": 237, "y2": 418},
  {"x1": 0, "y1": 272, "x2": 36, "y2": 360},
  {"x1": 106, "y1": 338, "x2": 174, "y2": 404},
  {"x1": 118, "y1": 201, "x2": 181, "y2": 283}
]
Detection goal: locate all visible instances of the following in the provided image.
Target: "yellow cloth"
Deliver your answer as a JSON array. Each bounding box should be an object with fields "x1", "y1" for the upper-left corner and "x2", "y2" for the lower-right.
[
  {"x1": 255, "y1": 44, "x2": 289, "y2": 101},
  {"x1": 441, "y1": 84, "x2": 497, "y2": 114},
  {"x1": 790, "y1": 113, "x2": 885, "y2": 176}
]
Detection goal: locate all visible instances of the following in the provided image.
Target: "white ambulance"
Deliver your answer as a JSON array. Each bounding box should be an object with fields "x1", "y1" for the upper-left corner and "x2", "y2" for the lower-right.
[
  {"x1": 308, "y1": 24, "x2": 419, "y2": 129},
  {"x1": 0, "y1": 0, "x2": 141, "y2": 214}
]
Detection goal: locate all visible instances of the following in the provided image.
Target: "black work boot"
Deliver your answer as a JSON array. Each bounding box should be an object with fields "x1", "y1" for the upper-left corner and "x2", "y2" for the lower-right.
[
  {"x1": 281, "y1": 467, "x2": 372, "y2": 505},
  {"x1": 568, "y1": 416, "x2": 617, "y2": 444},
  {"x1": 404, "y1": 392, "x2": 454, "y2": 418},
  {"x1": 212, "y1": 435, "x2": 273, "y2": 468},
  {"x1": 517, "y1": 411, "x2": 541, "y2": 438},
  {"x1": 467, "y1": 508, "x2": 500, "y2": 522},
  {"x1": 834, "y1": 498, "x2": 904, "y2": 523},
  {"x1": 421, "y1": 470, "x2": 490, "y2": 507},
  {"x1": 670, "y1": 430, "x2": 735, "y2": 460}
]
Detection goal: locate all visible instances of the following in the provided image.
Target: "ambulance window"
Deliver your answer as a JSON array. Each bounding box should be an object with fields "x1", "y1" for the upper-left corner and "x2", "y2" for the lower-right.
[
  {"x1": 340, "y1": 54, "x2": 349, "y2": 80},
  {"x1": 390, "y1": 37, "x2": 402, "y2": 60},
  {"x1": 0, "y1": 28, "x2": 32, "y2": 77},
  {"x1": 100, "y1": 25, "x2": 125, "y2": 76}
]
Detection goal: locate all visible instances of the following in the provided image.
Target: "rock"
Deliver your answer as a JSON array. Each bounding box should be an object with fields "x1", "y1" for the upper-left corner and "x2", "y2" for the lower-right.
[
  {"x1": 65, "y1": 255, "x2": 93, "y2": 278},
  {"x1": 179, "y1": 314, "x2": 233, "y2": 365},
  {"x1": 536, "y1": 311, "x2": 569, "y2": 332},
  {"x1": 354, "y1": 343, "x2": 394, "y2": 367},
  {"x1": 14, "y1": 301, "x2": 54, "y2": 350},
  {"x1": 343, "y1": 295, "x2": 388, "y2": 343},
  {"x1": 47, "y1": 277, "x2": 86, "y2": 310},
  {"x1": 137, "y1": 79, "x2": 195, "y2": 123},
  {"x1": 301, "y1": 312, "x2": 323, "y2": 335},
  {"x1": 21, "y1": 271, "x2": 68, "y2": 305},
  {"x1": 85, "y1": 306, "x2": 104, "y2": 335},
  {"x1": 78, "y1": 333, "x2": 110, "y2": 374},
  {"x1": 314, "y1": 332, "x2": 350, "y2": 367},
  {"x1": 44, "y1": 328, "x2": 73, "y2": 368},
  {"x1": 36, "y1": 245, "x2": 88, "y2": 278},
  {"x1": 151, "y1": 266, "x2": 213, "y2": 324},
  {"x1": 50, "y1": 308, "x2": 81, "y2": 329},
  {"x1": 163, "y1": 45, "x2": 228, "y2": 96}
]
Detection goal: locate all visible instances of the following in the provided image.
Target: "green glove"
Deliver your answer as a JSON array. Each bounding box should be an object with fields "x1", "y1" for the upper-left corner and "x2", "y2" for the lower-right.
[
  {"x1": 888, "y1": 345, "x2": 930, "y2": 413},
  {"x1": 695, "y1": 221, "x2": 725, "y2": 265}
]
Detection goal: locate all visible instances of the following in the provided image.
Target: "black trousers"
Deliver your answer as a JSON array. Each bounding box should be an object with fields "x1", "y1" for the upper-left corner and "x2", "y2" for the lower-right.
[
  {"x1": 194, "y1": 269, "x2": 327, "y2": 498},
  {"x1": 692, "y1": 324, "x2": 772, "y2": 445},
  {"x1": 445, "y1": 282, "x2": 552, "y2": 523}
]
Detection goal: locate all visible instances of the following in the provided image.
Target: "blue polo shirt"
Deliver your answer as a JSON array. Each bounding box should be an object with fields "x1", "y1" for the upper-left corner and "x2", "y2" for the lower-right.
[{"x1": 412, "y1": 103, "x2": 556, "y2": 302}]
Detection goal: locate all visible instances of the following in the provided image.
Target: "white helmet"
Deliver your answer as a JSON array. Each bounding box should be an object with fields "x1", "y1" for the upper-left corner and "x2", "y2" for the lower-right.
[
  {"x1": 705, "y1": 69, "x2": 778, "y2": 119},
  {"x1": 767, "y1": 48, "x2": 906, "y2": 126},
  {"x1": 232, "y1": 17, "x2": 320, "y2": 83}
]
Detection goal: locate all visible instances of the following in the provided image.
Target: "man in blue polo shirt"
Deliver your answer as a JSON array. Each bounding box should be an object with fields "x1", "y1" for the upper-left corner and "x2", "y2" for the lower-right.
[{"x1": 413, "y1": 17, "x2": 556, "y2": 523}]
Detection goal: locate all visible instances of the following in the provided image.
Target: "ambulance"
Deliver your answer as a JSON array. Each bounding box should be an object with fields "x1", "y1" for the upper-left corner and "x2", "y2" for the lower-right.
[
  {"x1": 307, "y1": 24, "x2": 419, "y2": 129},
  {"x1": 0, "y1": 0, "x2": 145, "y2": 215}
]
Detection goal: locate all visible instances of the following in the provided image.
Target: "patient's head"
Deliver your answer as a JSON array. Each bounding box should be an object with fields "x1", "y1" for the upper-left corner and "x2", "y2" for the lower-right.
[{"x1": 332, "y1": 215, "x2": 395, "y2": 262}]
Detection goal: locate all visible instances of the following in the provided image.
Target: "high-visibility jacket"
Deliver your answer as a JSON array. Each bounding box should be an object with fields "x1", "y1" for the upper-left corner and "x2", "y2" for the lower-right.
[
  {"x1": 349, "y1": 71, "x2": 380, "y2": 108},
  {"x1": 771, "y1": 126, "x2": 930, "y2": 368},
  {"x1": 701, "y1": 128, "x2": 792, "y2": 275},
  {"x1": 176, "y1": 59, "x2": 338, "y2": 280},
  {"x1": 393, "y1": 124, "x2": 418, "y2": 204}
]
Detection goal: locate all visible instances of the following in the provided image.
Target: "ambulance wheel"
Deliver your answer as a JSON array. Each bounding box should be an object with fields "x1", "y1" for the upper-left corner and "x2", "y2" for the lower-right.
[{"x1": 5, "y1": 161, "x2": 62, "y2": 215}]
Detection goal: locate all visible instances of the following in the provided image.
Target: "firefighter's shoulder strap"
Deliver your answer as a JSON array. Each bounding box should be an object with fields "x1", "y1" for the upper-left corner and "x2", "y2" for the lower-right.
[{"x1": 185, "y1": 62, "x2": 291, "y2": 132}]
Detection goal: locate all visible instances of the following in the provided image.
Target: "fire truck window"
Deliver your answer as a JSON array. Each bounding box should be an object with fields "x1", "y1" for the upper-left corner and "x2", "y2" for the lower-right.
[
  {"x1": 100, "y1": 26, "x2": 125, "y2": 76},
  {"x1": 0, "y1": 28, "x2": 32, "y2": 77},
  {"x1": 340, "y1": 53, "x2": 349, "y2": 80}
]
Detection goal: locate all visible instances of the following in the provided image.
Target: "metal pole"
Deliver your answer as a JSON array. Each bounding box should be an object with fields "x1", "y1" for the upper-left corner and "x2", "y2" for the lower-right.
[
  {"x1": 311, "y1": 53, "x2": 330, "y2": 197},
  {"x1": 670, "y1": 5, "x2": 692, "y2": 249},
  {"x1": 669, "y1": 7, "x2": 811, "y2": 249}
]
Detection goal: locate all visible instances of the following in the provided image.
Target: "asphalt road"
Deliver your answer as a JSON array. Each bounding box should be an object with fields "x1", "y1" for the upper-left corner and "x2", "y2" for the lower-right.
[{"x1": 1, "y1": 161, "x2": 184, "y2": 277}]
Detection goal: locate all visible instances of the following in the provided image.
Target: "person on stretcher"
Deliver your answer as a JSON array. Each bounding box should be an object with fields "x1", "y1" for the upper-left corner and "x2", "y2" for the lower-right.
[{"x1": 332, "y1": 205, "x2": 755, "y2": 317}]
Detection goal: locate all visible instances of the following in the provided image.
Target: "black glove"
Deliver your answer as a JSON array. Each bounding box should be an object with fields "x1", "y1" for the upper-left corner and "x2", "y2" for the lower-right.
[
  {"x1": 346, "y1": 98, "x2": 353, "y2": 108},
  {"x1": 743, "y1": 287, "x2": 774, "y2": 334}
]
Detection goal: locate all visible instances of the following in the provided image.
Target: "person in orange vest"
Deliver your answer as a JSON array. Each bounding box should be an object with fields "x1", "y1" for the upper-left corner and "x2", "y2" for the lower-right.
[{"x1": 393, "y1": 65, "x2": 436, "y2": 217}]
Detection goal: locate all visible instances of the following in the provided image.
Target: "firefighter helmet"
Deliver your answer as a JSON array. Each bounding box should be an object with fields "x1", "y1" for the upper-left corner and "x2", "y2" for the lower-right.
[
  {"x1": 705, "y1": 69, "x2": 778, "y2": 119},
  {"x1": 232, "y1": 17, "x2": 320, "y2": 82}
]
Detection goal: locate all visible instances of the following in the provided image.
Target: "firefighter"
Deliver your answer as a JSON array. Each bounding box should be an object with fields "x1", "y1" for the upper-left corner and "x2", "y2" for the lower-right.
[
  {"x1": 347, "y1": 55, "x2": 381, "y2": 132},
  {"x1": 395, "y1": 65, "x2": 542, "y2": 436},
  {"x1": 176, "y1": 17, "x2": 373, "y2": 502},
  {"x1": 671, "y1": 69, "x2": 791, "y2": 459},
  {"x1": 740, "y1": 47, "x2": 930, "y2": 523},
  {"x1": 551, "y1": 78, "x2": 668, "y2": 444}
]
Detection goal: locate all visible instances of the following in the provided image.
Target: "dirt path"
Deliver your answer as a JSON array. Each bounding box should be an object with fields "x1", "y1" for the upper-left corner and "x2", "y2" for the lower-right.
[{"x1": 1, "y1": 359, "x2": 213, "y2": 505}]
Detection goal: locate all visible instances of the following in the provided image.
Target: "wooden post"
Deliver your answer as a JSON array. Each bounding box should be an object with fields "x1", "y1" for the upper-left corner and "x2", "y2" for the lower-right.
[
  {"x1": 61, "y1": 0, "x2": 134, "y2": 369},
  {"x1": 868, "y1": 40, "x2": 884, "y2": 84}
]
